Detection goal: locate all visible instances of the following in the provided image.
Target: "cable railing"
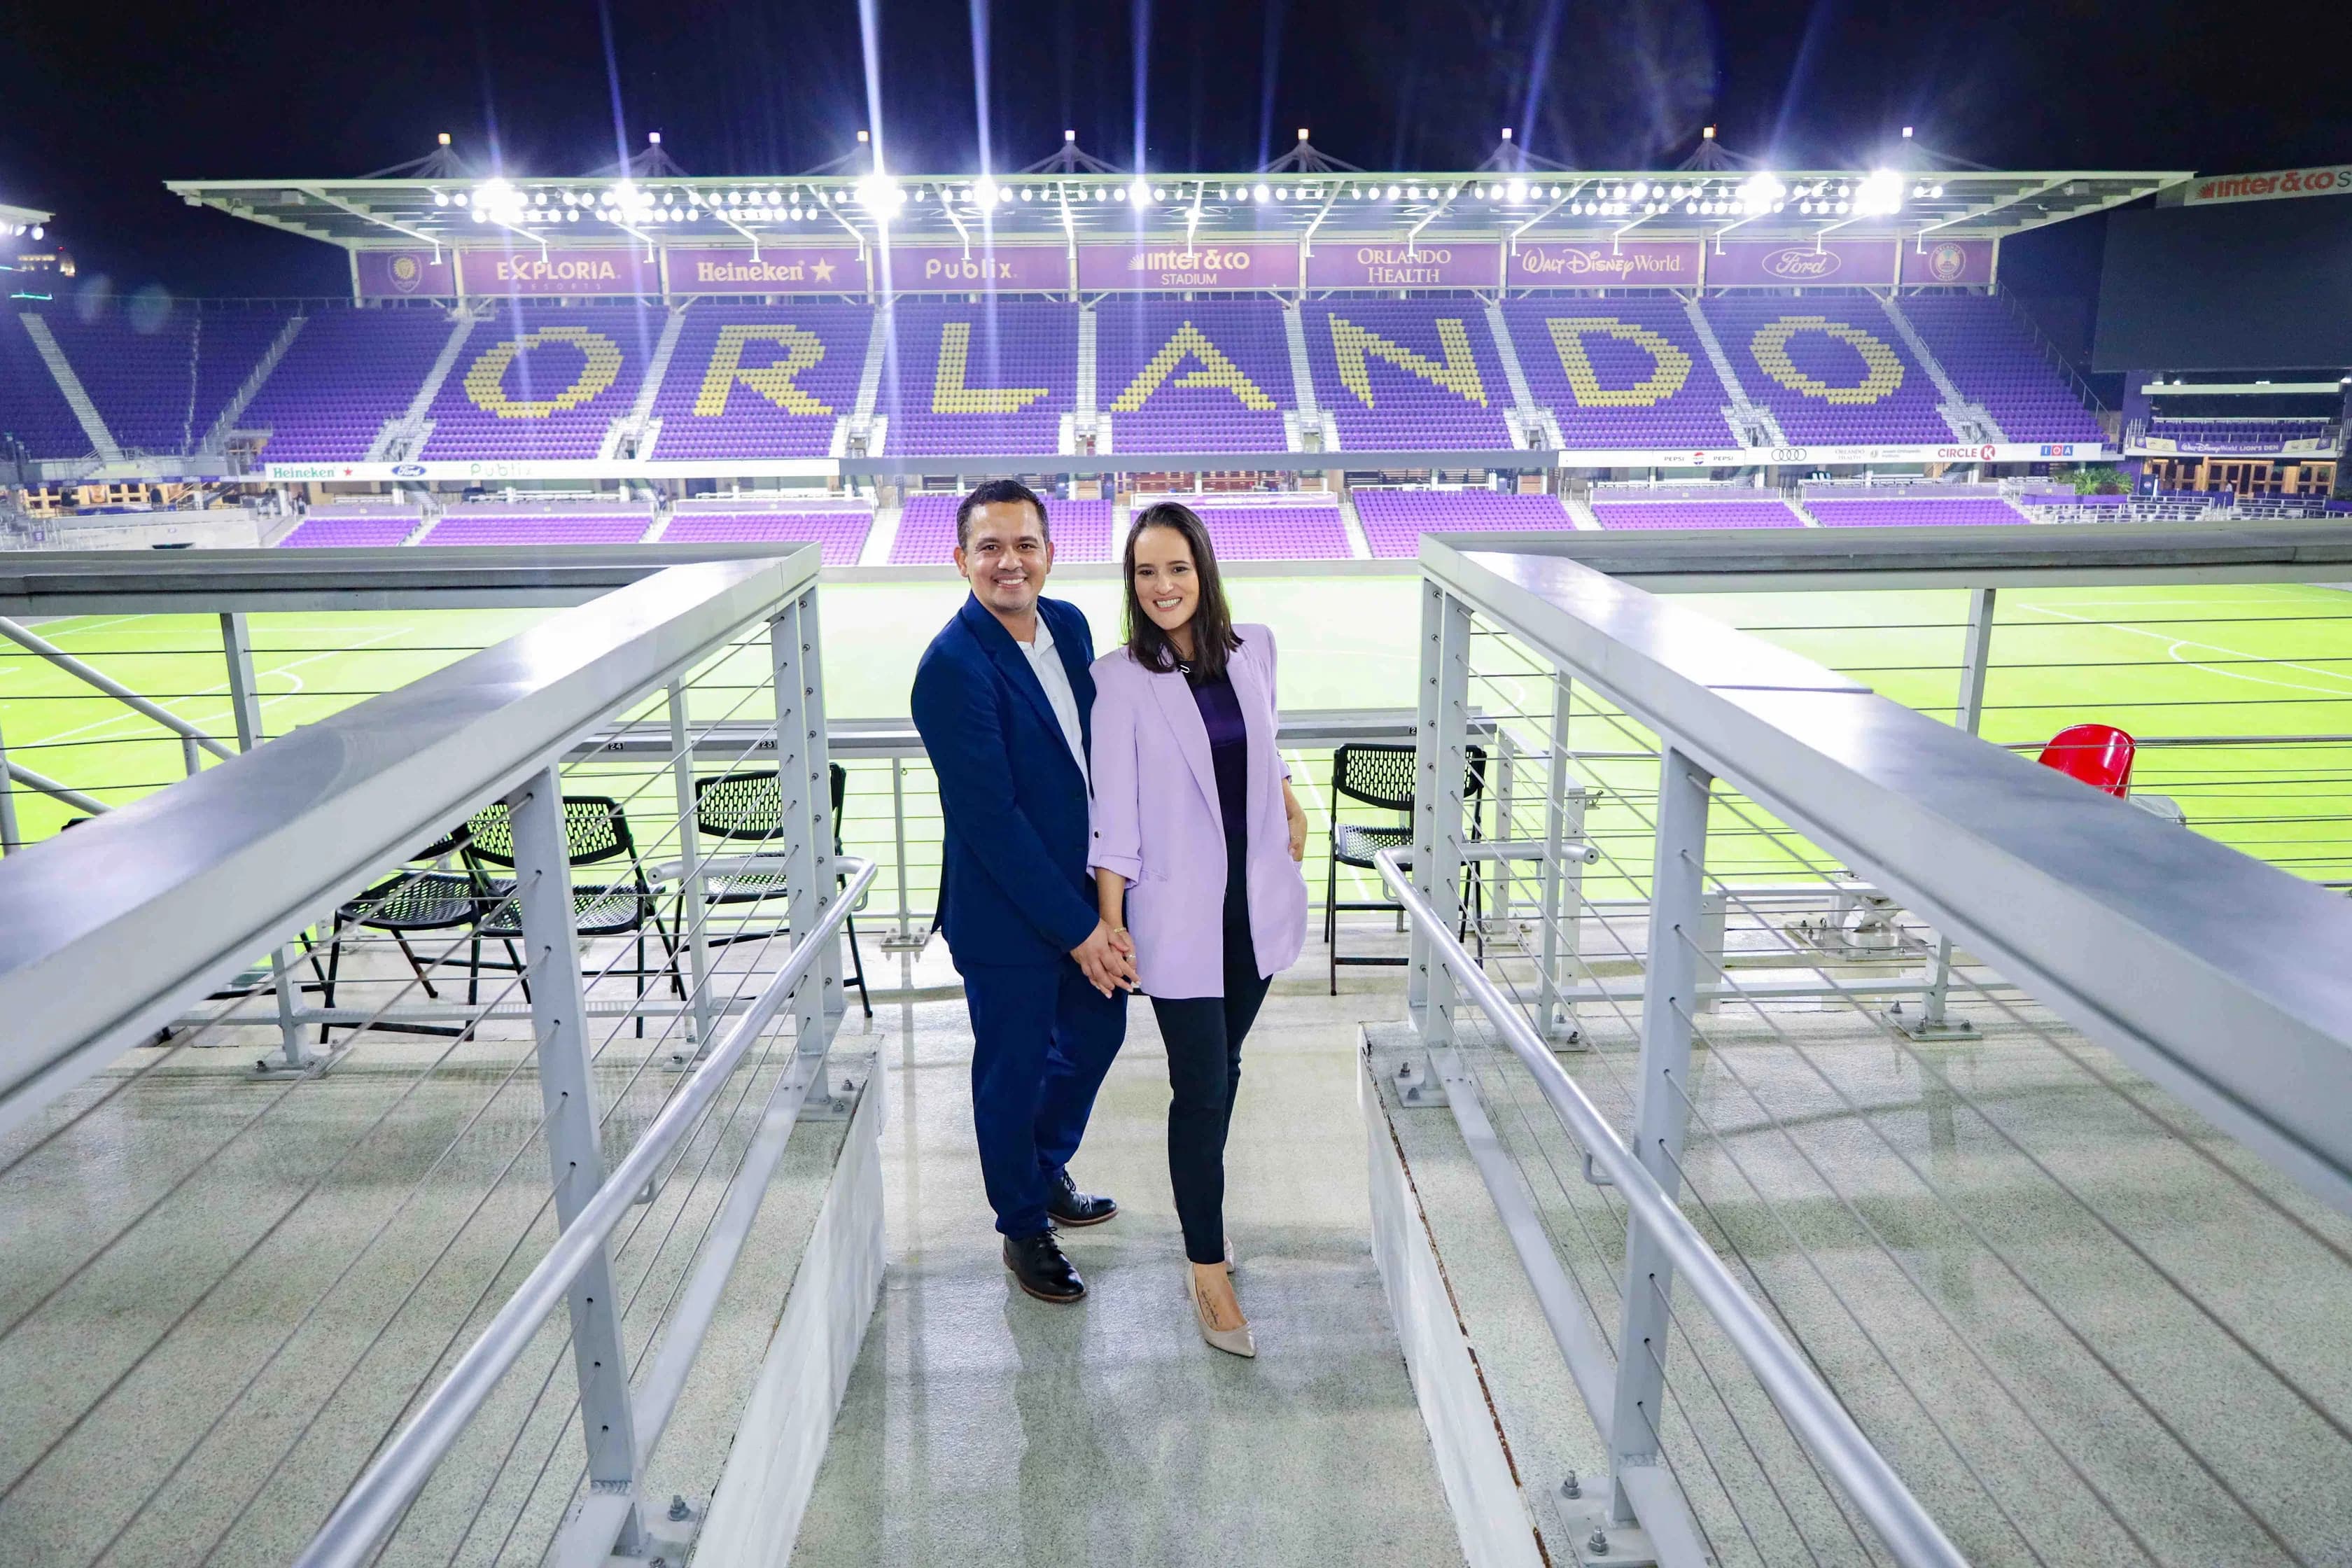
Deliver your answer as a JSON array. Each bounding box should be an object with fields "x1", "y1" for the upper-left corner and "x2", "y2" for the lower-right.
[
  {"x1": 1387, "y1": 531, "x2": 2352, "y2": 1566},
  {"x1": 0, "y1": 544, "x2": 871, "y2": 1567}
]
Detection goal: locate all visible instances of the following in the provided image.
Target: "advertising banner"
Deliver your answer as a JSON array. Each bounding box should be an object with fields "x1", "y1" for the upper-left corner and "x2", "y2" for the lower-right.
[
  {"x1": 1510, "y1": 240, "x2": 1702, "y2": 287},
  {"x1": 1077, "y1": 241, "x2": 1300, "y2": 291},
  {"x1": 883, "y1": 244, "x2": 1069, "y2": 293},
  {"x1": 356, "y1": 250, "x2": 457, "y2": 298},
  {"x1": 2185, "y1": 164, "x2": 2352, "y2": 206},
  {"x1": 1304, "y1": 241, "x2": 1501, "y2": 289},
  {"x1": 1704, "y1": 239, "x2": 1900, "y2": 288},
  {"x1": 1897, "y1": 239, "x2": 1996, "y2": 286},
  {"x1": 456, "y1": 246, "x2": 661, "y2": 297},
  {"x1": 667, "y1": 246, "x2": 866, "y2": 294}
]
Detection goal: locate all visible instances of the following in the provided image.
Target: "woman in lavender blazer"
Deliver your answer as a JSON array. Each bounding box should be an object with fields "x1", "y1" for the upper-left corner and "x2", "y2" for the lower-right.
[{"x1": 1089, "y1": 502, "x2": 1309, "y2": 1359}]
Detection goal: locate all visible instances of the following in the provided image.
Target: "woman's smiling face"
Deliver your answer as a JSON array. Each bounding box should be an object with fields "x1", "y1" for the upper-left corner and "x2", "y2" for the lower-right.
[{"x1": 1130, "y1": 524, "x2": 1198, "y2": 637}]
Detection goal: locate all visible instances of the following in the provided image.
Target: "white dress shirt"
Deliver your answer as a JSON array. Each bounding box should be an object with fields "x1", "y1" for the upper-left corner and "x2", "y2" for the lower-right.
[{"x1": 1019, "y1": 614, "x2": 1089, "y2": 788}]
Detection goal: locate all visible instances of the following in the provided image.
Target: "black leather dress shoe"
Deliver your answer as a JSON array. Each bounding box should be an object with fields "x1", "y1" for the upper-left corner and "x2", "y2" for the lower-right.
[
  {"x1": 1045, "y1": 1169, "x2": 1119, "y2": 1226},
  {"x1": 1004, "y1": 1231, "x2": 1086, "y2": 1303}
]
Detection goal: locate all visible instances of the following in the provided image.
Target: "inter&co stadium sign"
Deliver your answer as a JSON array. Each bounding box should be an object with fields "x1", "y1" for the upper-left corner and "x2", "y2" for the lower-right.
[{"x1": 2184, "y1": 164, "x2": 2352, "y2": 205}]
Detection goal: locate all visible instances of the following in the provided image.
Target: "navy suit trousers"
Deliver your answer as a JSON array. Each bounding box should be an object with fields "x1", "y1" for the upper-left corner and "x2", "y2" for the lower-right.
[{"x1": 960, "y1": 958, "x2": 1128, "y2": 1238}]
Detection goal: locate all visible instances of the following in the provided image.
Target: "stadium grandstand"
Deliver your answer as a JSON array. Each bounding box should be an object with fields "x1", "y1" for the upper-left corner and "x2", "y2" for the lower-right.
[{"x1": 10, "y1": 131, "x2": 2352, "y2": 1568}]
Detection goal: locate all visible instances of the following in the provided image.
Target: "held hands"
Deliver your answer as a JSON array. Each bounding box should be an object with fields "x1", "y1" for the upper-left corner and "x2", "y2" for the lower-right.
[{"x1": 1072, "y1": 919, "x2": 1140, "y2": 997}]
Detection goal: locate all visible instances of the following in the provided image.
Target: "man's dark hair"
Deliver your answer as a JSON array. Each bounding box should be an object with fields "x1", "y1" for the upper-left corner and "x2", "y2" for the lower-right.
[
  {"x1": 1123, "y1": 501, "x2": 1242, "y2": 682},
  {"x1": 955, "y1": 478, "x2": 1051, "y2": 550}
]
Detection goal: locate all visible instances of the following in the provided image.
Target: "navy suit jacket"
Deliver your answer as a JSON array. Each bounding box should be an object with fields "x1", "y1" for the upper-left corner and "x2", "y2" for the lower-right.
[{"x1": 911, "y1": 593, "x2": 1102, "y2": 969}]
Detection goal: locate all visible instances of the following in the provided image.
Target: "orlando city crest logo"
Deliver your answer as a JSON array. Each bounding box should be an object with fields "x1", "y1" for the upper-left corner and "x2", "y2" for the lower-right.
[
  {"x1": 1926, "y1": 241, "x2": 1968, "y2": 284},
  {"x1": 389, "y1": 255, "x2": 424, "y2": 294}
]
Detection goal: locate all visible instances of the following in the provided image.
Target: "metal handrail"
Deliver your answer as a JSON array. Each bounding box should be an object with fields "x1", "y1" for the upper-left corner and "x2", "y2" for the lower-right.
[
  {"x1": 1373, "y1": 847, "x2": 1967, "y2": 1568},
  {"x1": 294, "y1": 855, "x2": 875, "y2": 1568}
]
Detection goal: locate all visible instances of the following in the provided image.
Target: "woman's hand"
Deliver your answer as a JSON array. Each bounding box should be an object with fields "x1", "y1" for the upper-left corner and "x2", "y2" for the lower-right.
[{"x1": 1283, "y1": 780, "x2": 1309, "y2": 863}]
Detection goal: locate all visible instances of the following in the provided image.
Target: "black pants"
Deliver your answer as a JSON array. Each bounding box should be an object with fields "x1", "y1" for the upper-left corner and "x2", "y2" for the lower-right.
[{"x1": 1150, "y1": 875, "x2": 1272, "y2": 1266}]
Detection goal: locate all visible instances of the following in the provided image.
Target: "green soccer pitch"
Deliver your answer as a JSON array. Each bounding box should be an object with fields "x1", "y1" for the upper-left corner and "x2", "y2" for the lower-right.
[{"x1": 7, "y1": 575, "x2": 2352, "y2": 892}]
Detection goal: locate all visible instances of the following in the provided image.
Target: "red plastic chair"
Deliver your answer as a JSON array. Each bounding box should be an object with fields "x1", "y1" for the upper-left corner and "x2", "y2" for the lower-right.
[{"x1": 2036, "y1": 723, "x2": 2135, "y2": 797}]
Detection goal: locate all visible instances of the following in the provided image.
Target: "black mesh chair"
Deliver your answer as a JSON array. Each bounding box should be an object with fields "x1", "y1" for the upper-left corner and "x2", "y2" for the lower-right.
[
  {"x1": 682, "y1": 764, "x2": 870, "y2": 1017},
  {"x1": 1325, "y1": 741, "x2": 1487, "y2": 994},
  {"x1": 460, "y1": 794, "x2": 683, "y2": 1037},
  {"x1": 316, "y1": 830, "x2": 487, "y2": 1042}
]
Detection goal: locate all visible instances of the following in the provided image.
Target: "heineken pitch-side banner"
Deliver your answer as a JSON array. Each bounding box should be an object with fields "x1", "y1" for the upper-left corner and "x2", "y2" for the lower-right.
[
  {"x1": 1898, "y1": 239, "x2": 1995, "y2": 286},
  {"x1": 1510, "y1": 240, "x2": 1703, "y2": 286},
  {"x1": 1077, "y1": 241, "x2": 1301, "y2": 290},
  {"x1": 883, "y1": 244, "x2": 1069, "y2": 293},
  {"x1": 456, "y1": 246, "x2": 662, "y2": 297},
  {"x1": 356, "y1": 250, "x2": 458, "y2": 298},
  {"x1": 1303, "y1": 241, "x2": 1501, "y2": 289},
  {"x1": 1704, "y1": 239, "x2": 1901, "y2": 287},
  {"x1": 668, "y1": 246, "x2": 866, "y2": 294}
]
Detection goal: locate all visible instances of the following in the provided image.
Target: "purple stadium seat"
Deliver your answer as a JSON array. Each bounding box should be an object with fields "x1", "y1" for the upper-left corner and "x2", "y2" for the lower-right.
[
  {"x1": 647, "y1": 306, "x2": 872, "y2": 460},
  {"x1": 876, "y1": 302, "x2": 1076, "y2": 456},
  {"x1": 1807, "y1": 497, "x2": 2030, "y2": 527},
  {"x1": 1590, "y1": 498, "x2": 1805, "y2": 530},
  {"x1": 1192, "y1": 501, "x2": 1351, "y2": 561},
  {"x1": 34, "y1": 305, "x2": 290, "y2": 456},
  {"x1": 1353, "y1": 490, "x2": 1574, "y2": 558},
  {"x1": 274, "y1": 512, "x2": 422, "y2": 547},
  {"x1": 0, "y1": 312, "x2": 92, "y2": 459},
  {"x1": 661, "y1": 510, "x2": 873, "y2": 566},
  {"x1": 888, "y1": 493, "x2": 1110, "y2": 564},
  {"x1": 1095, "y1": 301, "x2": 1296, "y2": 453},
  {"x1": 1898, "y1": 296, "x2": 2104, "y2": 444},
  {"x1": 1702, "y1": 298, "x2": 1948, "y2": 444},
  {"x1": 1502, "y1": 301, "x2": 1740, "y2": 449},
  {"x1": 419, "y1": 306, "x2": 664, "y2": 462},
  {"x1": 417, "y1": 509, "x2": 655, "y2": 546},
  {"x1": 244, "y1": 309, "x2": 458, "y2": 463},
  {"x1": 1301, "y1": 302, "x2": 1514, "y2": 450}
]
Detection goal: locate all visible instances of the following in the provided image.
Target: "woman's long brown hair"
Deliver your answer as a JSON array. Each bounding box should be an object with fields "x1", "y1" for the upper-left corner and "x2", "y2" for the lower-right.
[{"x1": 1122, "y1": 501, "x2": 1242, "y2": 681}]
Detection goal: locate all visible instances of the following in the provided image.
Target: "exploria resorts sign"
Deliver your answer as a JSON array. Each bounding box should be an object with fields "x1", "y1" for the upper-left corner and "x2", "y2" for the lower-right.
[{"x1": 455, "y1": 247, "x2": 660, "y2": 296}]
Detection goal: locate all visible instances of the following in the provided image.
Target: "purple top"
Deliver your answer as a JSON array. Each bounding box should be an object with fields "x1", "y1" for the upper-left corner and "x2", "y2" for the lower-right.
[{"x1": 1182, "y1": 665, "x2": 1250, "y2": 873}]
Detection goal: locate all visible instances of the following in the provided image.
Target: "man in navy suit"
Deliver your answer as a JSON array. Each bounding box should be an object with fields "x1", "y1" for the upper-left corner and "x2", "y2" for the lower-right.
[{"x1": 911, "y1": 479, "x2": 1134, "y2": 1303}]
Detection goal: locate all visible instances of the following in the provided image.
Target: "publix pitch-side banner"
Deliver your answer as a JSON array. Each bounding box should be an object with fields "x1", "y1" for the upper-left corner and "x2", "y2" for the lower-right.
[
  {"x1": 457, "y1": 246, "x2": 662, "y2": 297},
  {"x1": 1077, "y1": 241, "x2": 1301, "y2": 290},
  {"x1": 1304, "y1": 241, "x2": 1501, "y2": 288},
  {"x1": 667, "y1": 246, "x2": 866, "y2": 293},
  {"x1": 882, "y1": 244, "x2": 1069, "y2": 292},
  {"x1": 1511, "y1": 240, "x2": 1703, "y2": 286}
]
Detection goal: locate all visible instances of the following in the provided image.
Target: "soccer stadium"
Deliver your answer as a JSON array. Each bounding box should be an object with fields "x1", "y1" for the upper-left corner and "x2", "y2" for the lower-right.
[{"x1": 5, "y1": 64, "x2": 2352, "y2": 1568}]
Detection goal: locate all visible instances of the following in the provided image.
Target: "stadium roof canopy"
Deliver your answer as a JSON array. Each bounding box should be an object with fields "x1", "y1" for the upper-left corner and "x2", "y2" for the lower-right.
[
  {"x1": 166, "y1": 167, "x2": 2184, "y2": 254},
  {"x1": 0, "y1": 201, "x2": 49, "y2": 236}
]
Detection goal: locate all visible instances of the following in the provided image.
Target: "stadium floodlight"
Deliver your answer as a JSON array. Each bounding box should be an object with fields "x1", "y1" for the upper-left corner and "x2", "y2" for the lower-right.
[
  {"x1": 974, "y1": 175, "x2": 1000, "y2": 206},
  {"x1": 470, "y1": 211, "x2": 486, "y2": 224},
  {"x1": 566, "y1": 210, "x2": 579, "y2": 223},
  {"x1": 1738, "y1": 172, "x2": 1786, "y2": 214},
  {"x1": 433, "y1": 192, "x2": 449, "y2": 207},
  {"x1": 1686, "y1": 201, "x2": 1699, "y2": 214},
  {"x1": 1152, "y1": 186, "x2": 1168, "y2": 201},
  {"x1": 1631, "y1": 181, "x2": 1648, "y2": 200},
  {"x1": 1130, "y1": 178, "x2": 1152, "y2": 204},
  {"x1": 1506, "y1": 179, "x2": 1527, "y2": 202},
  {"x1": 1854, "y1": 169, "x2": 1904, "y2": 216},
  {"x1": 1093, "y1": 188, "x2": 1107, "y2": 200},
  {"x1": 1252, "y1": 183, "x2": 1270, "y2": 203},
  {"x1": 1274, "y1": 187, "x2": 1289, "y2": 202},
  {"x1": 1386, "y1": 184, "x2": 1401, "y2": 201},
  {"x1": 1931, "y1": 184, "x2": 1945, "y2": 198}
]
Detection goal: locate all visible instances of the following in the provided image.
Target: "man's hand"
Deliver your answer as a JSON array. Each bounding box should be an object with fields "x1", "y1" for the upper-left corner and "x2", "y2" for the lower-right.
[
  {"x1": 1286, "y1": 797, "x2": 1310, "y2": 863},
  {"x1": 1072, "y1": 920, "x2": 1139, "y2": 997}
]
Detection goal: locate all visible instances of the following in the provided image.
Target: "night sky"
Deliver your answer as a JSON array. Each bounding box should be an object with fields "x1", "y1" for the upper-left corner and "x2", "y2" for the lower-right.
[{"x1": 6, "y1": 0, "x2": 2350, "y2": 309}]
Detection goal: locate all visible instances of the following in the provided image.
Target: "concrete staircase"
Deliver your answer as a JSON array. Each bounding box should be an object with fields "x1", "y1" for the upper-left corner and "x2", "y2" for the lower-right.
[
  {"x1": 19, "y1": 315, "x2": 125, "y2": 463},
  {"x1": 1681, "y1": 299, "x2": 1785, "y2": 447},
  {"x1": 844, "y1": 308, "x2": 891, "y2": 456},
  {"x1": 1879, "y1": 295, "x2": 2008, "y2": 443},
  {"x1": 370, "y1": 313, "x2": 477, "y2": 462},
  {"x1": 604, "y1": 306, "x2": 689, "y2": 459},
  {"x1": 1282, "y1": 304, "x2": 1326, "y2": 447},
  {"x1": 1483, "y1": 302, "x2": 1550, "y2": 450},
  {"x1": 204, "y1": 315, "x2": 307, "y2": 452}
]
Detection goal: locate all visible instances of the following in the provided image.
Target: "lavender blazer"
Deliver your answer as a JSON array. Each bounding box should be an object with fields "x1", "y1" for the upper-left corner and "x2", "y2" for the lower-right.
[{"x1": 1088, "y1": 624, "x2": 1309, "y2": 1000}]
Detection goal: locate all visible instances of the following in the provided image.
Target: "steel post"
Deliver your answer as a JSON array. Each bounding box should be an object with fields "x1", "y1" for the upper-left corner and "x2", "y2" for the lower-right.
[
  {"x1": 0, "y1": 718, "x2": 18, "y2": 855},
  {"x1": 770, "y1": 596, "x2": 838, "y2": 1051},
  {"x1": 1408, "y1": 583, "x2": 1443, "y2": 1026},
  {"x1": 1921, "y1": 587, "x2": 1996, "y2": 1032},
  {"x1": 891, "y1": 758, "x2": 912, "y2": 943},
  {"x1": 1413, "y1": 589, "x2": 1474, "y2": 1049},
  {"x1": 1487, "y1": 727, "x2": 1515, "y2": 934},
  {"x1": 1536, "y1": 673, "x2": 1579, "y2": 1040},
  {"x1": 221, "y1": 612, "x2": 307, "y2": 1071},
  {"x1": 667, "y1": 680, "x2": 714, "y2": 1058},
  {"x1": 508, "y1": 766, "x2": 645, "y2": 1555},
  {"x1": 1609, "y1": 746, "x2": 1713, "y2": 1526}
]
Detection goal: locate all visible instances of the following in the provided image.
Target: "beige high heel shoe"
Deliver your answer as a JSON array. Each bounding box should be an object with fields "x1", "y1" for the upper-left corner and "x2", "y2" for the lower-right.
[{"x1": 1189, "y1": 1264, "x2": 1256, "y2": 1358}]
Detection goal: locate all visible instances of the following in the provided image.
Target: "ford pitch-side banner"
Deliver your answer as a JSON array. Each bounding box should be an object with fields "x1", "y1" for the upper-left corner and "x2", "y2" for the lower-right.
[
  {"x1": 882, "y1": 244, "x2": 1069, "y2": 293},
  {"x1": 1304, "y1": 241, "x2": 1502, "y2": 288},
  {"x1": 1077, "y1": 241, "x2": 1301, "y2": 290},
  {"x1": 356, "y1": 251, "x2": 458, "y2": 298},
  {"x1": 456, "y1": 246, "x2": 662, "y2": 296},
  {"x1": 1511, "y1": 240, "x2": 1703, "y2": 286},
  {"x1": 668, "y1": 246, "x2": 867, "y2": 293},
  {"x1": 1898, "y1": 239, "x2": 1996, "y2": 286},
  {"x1": 1704, "y1": 239, "x2": 1901, "y2": 287}
]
